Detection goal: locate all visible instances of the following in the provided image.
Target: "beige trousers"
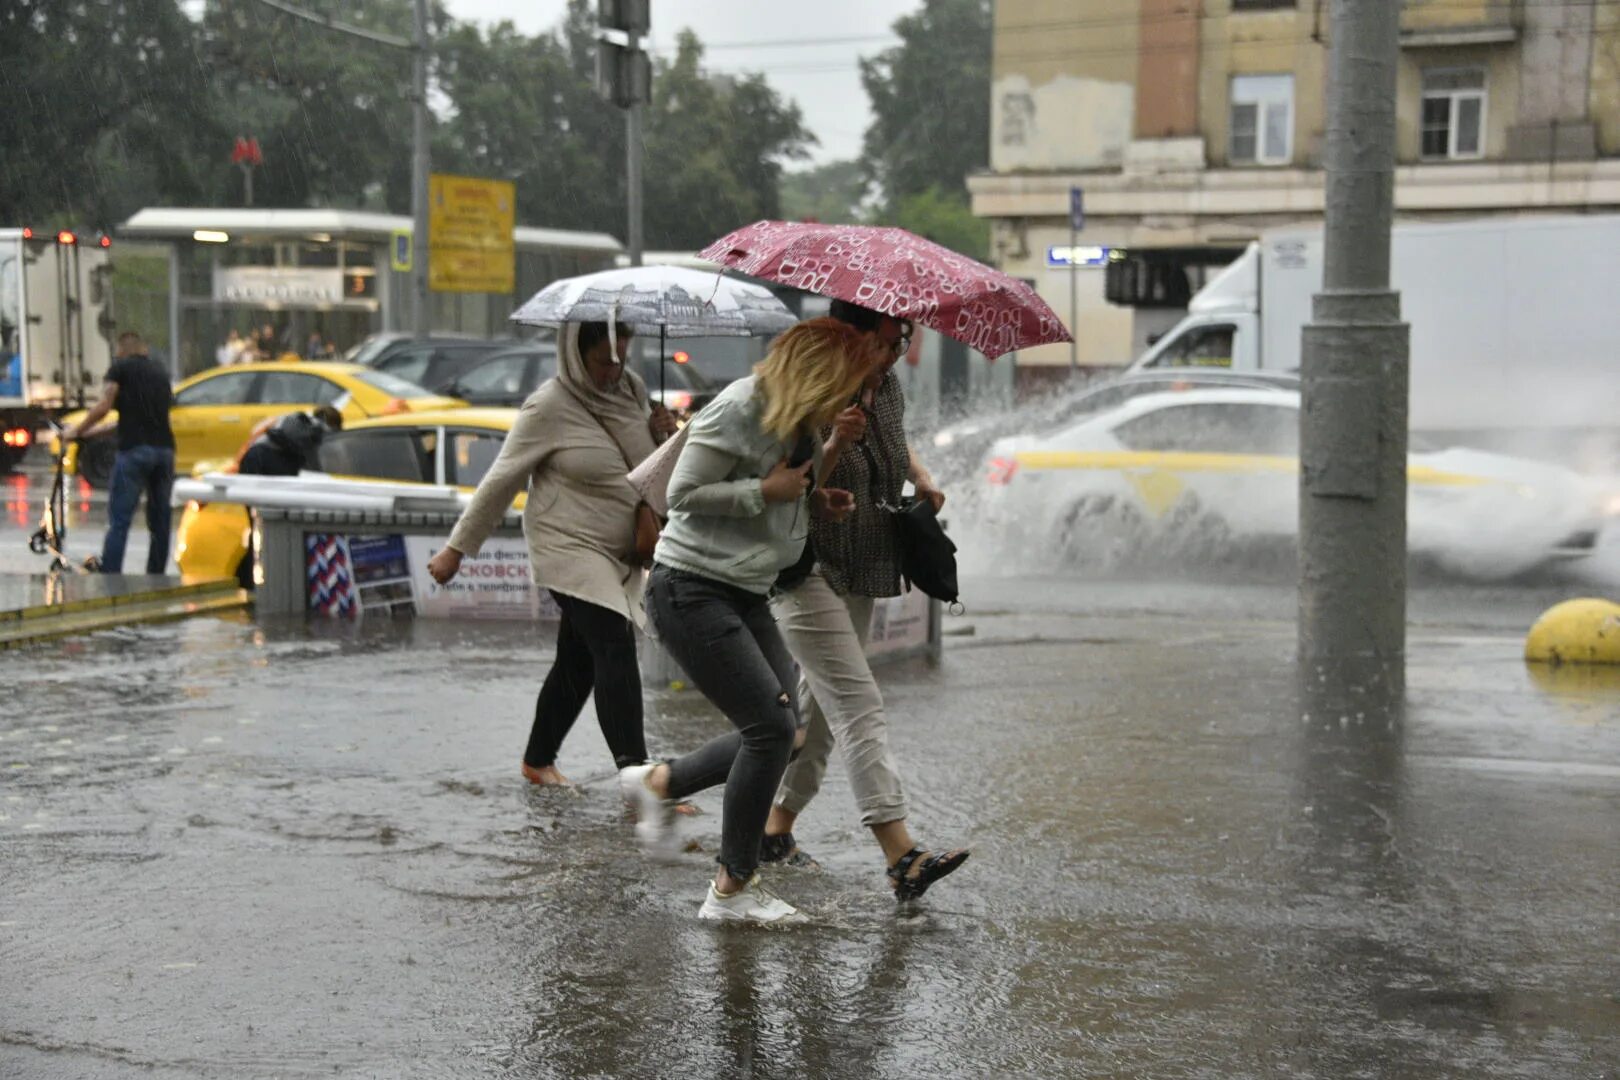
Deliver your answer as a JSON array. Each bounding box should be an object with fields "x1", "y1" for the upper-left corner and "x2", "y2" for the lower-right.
[{"x1": 769, "y1": 568, "x2": 907, "y2": 826}]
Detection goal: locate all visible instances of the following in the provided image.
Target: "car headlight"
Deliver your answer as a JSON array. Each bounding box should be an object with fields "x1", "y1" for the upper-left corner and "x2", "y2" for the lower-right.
[
  {"x1": 933, "y1": 431, "x2": 955, "y2": 448},
  {"x1": 1605, "y1": 492, "x2": 1620, "y2": 518}
]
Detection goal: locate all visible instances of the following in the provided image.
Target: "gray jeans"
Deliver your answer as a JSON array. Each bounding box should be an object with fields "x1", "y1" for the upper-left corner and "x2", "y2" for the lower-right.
[
  {"x1": 647, "y1": 565, "x2": 801, "y2": 883},
  {"x1": 770, "y1": 568, "x2": 907, "y2": 827}
]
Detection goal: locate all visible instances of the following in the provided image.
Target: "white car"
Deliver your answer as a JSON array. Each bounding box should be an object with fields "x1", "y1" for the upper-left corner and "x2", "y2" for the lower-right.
[{"x1": 981, "y1": 388, "x2": 1609, "y2": 573}]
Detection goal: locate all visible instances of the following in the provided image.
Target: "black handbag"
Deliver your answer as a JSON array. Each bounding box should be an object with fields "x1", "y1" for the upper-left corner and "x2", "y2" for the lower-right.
[{"x1": 857, "y1": 440, "x2": 961, "y2": 605}]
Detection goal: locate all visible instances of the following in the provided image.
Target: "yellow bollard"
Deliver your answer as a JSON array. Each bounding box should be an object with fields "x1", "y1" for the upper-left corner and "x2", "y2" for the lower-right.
[{"x1": 1524, "y1": 598, "x2": 1620, "y2": 666}]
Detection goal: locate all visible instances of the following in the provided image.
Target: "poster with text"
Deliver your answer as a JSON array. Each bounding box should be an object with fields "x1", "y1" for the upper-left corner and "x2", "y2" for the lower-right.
[{"x1": 404, "y1": 536, "x2": 560, "y2": 620}]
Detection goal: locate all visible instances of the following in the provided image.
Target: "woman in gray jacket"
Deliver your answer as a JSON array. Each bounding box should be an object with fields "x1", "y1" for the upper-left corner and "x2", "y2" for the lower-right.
[
  {"x1": 619, "y1": 317, "x2": 874, "y2": 925},
  {"x1": 428, "y1": 322, "x2": 675, "y2": 786}
]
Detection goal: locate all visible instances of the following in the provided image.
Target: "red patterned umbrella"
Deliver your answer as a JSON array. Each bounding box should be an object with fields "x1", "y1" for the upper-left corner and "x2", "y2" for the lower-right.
[{"x1": 697, "y1": 221, "x2": 1072, "y2": 360}]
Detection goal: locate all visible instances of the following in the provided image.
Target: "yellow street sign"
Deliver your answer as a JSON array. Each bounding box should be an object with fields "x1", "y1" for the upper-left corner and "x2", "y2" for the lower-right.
[{"x1": 428, "y1": 173, "x2": 515, "y2": 294}]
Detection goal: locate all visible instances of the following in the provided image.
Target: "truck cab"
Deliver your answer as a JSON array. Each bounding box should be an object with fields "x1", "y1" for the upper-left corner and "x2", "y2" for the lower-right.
[{"x1": 1129, "y1": 242, "x2": 1262, "y2": 374}]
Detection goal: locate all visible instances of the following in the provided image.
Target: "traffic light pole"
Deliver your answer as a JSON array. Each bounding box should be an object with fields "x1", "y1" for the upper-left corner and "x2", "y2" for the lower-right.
[
  {"x1": 1298, "y1": 0, "x2": 1410, "y2": 690},
  {"x1": 626, "y1": 27, "x2": 645, "y2": 270},
  {"x1": 411, "y1": 0, "x2": 431, "y2": 340}
]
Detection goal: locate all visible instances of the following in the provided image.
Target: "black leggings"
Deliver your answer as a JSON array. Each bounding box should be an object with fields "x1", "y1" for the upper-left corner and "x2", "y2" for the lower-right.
[{"x1": 525, "y1": 591, "x2": 648, "y2": 771}]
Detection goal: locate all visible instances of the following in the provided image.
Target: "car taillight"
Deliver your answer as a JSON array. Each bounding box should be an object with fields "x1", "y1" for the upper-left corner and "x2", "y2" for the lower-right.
[
  {"x1": 3, "y1": 428, "x2": 30, "y2": 448},
  {"x1": 987, "y1": 456, "x2": 1019, "y2": 485},
  {"x1": 667, "y1": 392, "x2": 693, "y2": 412}
]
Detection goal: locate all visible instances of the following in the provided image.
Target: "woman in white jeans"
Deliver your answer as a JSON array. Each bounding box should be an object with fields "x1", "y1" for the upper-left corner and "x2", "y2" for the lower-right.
[{"x1": 762, "y1": 300, "x2": 969, "y2": 902}]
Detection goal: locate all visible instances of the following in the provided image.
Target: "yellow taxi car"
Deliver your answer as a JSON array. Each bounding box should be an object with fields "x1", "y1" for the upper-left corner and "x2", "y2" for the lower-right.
[
  {"x1": 176, "y1": 408, "x2": 520, "y2": 585},
  {"x1": 56, "y1": 361, "x2": 466, "y2": 488}
]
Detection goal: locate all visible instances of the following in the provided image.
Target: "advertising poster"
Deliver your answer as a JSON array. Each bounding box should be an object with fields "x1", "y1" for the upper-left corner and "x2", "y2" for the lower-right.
[
  {"x1": 404, "y1": 536, "x2": 559, "y2": 621},
  {"x1": 306, "y1": 533, "x2": 417, "y2": 618},
  {"x1": 307, "y1": 532, "x2": 558, "y2": 621},
  {"x1": 347, "y1": 534, "x2": 416, "y2": 615},
  {"x1": 865, "y1": 590, "x2": 932, "y2": 658}
]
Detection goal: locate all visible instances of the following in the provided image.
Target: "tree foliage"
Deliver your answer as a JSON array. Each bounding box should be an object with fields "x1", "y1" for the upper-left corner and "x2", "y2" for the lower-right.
[
  {"x1": 1, "y1": 0, "x2": 816, "y2": 250},
  {"x1": 0, "y1": 1, "x2": 219, "y2": 230},
  {"x1": 779, "y1": 160, "x2": 869, "y2": 226},
  {"x1": 858, "y1": 0, "x2": 992, "y2": 211},
  {"x1": 641, "y1": 31, "x2": 812, "y2": 250}
]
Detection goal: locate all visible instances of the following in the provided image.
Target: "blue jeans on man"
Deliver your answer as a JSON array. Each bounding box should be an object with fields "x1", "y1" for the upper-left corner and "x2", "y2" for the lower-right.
[{"x1": 101, "y1": 445, "x2": 176, "y2": 574}]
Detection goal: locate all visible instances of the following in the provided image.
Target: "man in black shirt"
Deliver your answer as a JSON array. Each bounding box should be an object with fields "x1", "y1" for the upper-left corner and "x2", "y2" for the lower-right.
[{"x1": 64, "y1": 331, "x2": 177, "y2": 574}]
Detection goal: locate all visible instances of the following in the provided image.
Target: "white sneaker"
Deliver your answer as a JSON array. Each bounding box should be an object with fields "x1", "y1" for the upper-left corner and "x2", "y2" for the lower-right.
[
  {"x1": 697, "y1": 874, "x2": 809, "y2": 925},
  {"x1": 618, "y1": 763, "x2": 679, "y2": 861}
]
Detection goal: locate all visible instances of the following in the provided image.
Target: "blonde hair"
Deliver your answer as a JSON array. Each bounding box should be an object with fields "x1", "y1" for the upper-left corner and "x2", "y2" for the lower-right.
[{"x1": 753, "y1": 318, "x2": 876, "y2": 442}]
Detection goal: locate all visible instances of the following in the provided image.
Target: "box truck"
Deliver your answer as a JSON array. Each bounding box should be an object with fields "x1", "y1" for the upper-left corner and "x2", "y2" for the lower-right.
[
  {"x1": 0, "y1": 228, "x2": 116, "y2": 472},
  {"x1": 1126, "y1": 215, "x2": 1620, "y2": 466}
]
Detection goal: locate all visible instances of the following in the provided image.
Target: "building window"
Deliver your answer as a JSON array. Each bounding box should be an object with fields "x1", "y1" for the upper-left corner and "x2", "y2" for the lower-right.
[
  {"x1": 1229, "y1": 75, "x2": 1294, "y2": 166},
  {"x1": 1421, "y1": 67, "x2": 1486, "y2": 160}
]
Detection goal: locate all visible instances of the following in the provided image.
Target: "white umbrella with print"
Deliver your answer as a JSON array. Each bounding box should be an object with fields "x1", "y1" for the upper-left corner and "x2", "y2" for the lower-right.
[{"x1": 510, "y1": 264, "x2": 796, "y2": 397}]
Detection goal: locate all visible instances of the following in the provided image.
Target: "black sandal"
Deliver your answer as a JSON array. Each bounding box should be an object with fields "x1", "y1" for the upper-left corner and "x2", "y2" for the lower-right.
[
  {"x1": 760, "y1": 832, "x2": 820, "y2": 869},
  {"x1": 887, "y1": 847, "x2": 969, "y2": 902}
]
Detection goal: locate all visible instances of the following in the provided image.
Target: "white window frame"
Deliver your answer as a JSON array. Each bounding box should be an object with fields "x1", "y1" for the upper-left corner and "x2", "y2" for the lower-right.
[
  {"x1": 1420, "y1": 67, "x2": 1487, "y2": 161},
  {"x1": 1229, "y1": 75, "x2": 1294, "y2": 166}
]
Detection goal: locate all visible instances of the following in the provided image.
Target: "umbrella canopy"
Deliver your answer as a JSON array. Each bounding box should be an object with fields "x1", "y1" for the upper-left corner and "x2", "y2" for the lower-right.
[
  {"x1": 698, "y1": 221, "x2": 1072, "y2": 360},
  {"x1": 510, "y1": 264, "x2": 796, "y2": 338}
]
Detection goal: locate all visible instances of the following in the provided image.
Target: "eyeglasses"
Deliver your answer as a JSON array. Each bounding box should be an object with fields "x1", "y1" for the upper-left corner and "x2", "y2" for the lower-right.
[{"x1": 886, "y1": 334, "x2": 912, "y2": 357}]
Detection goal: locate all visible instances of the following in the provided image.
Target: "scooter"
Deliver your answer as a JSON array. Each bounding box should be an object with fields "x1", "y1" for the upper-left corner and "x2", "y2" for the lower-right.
[{"x1": 28, "y1": 423, "x2": 96, "y2": 573}]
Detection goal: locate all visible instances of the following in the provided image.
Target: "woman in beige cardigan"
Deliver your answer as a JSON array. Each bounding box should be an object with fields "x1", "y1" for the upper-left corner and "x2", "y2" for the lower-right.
[{"x1": 428, "y1": 322, "x2": 676, "y2": 785}]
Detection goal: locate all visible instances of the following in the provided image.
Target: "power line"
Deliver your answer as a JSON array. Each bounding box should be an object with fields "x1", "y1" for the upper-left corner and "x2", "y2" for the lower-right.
[
  {"x1": 649, "y1": 33, "x2": 899, "y2": 53},
  {"x1": 247, "y1": 0, "x2": 413, "y2": 50}
]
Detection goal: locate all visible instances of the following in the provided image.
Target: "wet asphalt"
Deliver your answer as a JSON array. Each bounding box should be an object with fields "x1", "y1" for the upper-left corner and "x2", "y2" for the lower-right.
[{"x1": 3, "y1": 465, "x2": 1619, "y2": 1079}]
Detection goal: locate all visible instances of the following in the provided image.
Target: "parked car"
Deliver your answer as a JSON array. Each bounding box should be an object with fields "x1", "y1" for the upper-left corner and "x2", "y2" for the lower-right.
[
  {"x1": 344, "y1": 331, "x2": 494, "y2": 369},
  {"x1": 175, "y1": 408, "x2": 520, "y2": 585},
  {"x1": 367, "y1": 337, "x2": 523, "y2": 394},
  {"x1": 55, "y1": 361, "x2": 466, "y2": 488},
  {"x1": 439, "y1": 344, "x2": 558, "y2": 407},
  {"x1": 981, "y1": 387, "x2": 1609, "y2": 572},
  {"x1": 434, "y1": 342, "x2": 718, "y2": 414},
  {"x1": 930, "y1": 369, "x2": 1300, "y2": 479}
]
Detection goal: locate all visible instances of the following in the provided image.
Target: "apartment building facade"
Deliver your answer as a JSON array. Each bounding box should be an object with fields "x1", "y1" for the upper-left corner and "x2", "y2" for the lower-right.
[{"x1": 969, "y1": 0, "x2": 1620, "y2": 386}]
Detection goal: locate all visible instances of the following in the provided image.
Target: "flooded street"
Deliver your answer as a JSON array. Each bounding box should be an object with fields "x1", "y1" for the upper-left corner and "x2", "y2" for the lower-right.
[{"x1": 4, "y1": 465, "x2": 1620, "y2": 1078}]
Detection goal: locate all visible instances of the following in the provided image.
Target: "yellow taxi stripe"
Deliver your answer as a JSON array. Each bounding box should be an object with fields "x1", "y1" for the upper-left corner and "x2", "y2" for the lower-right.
[{"x1": 1012, "y1": 450, "x2": 1494, "y2": 489}]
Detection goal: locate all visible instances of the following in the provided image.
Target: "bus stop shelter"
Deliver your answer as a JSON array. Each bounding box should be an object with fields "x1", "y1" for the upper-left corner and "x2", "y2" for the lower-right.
[{"x1": 118, "y1": 208, "x2": 622, "y2": 377}]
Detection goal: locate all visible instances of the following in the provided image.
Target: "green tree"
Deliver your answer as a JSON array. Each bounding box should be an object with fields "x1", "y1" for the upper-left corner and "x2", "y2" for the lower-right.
[
  {"x1": 859, "y1": 0, "x2": 992, "y2": 211},
  {"x1": 199, "y1": 0, "x2": 434, "y2": 213},
  {"x1": 891, "y1": 186, "x2": 989, "y2": 261},
  {"x1": 438, "y1": 10, "x2": 813, "y2": 247},
  {"x1": 779, "y1": 160, "x2": 869, "y2": 225},
  {"x1": 434, "y1": 5, "x2": 624, "y2": 236},
  {"x1": 0, "y1": 1, "x2": 218, "y2": 229},
  {"x1": 641, "y1": 31, "x2": 814, "y2": 250}
]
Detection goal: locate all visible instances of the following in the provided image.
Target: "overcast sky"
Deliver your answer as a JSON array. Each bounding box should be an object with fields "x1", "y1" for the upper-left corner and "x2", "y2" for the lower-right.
[{"x1": 440, "y1": 0, "x2": 920, "y2": 166}]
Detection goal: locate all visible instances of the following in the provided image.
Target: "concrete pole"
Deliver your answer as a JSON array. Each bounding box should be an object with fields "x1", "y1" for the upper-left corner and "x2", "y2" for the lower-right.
[
  {"x1": 411, "y1": 0, "x2": 431, "y2": 339},
  {"x1": 626, "y1": 28, "x2": 645, "y2": 269},
  {"x1": 1298, "y1": 0, "x2": 1410, "y2": 685}
]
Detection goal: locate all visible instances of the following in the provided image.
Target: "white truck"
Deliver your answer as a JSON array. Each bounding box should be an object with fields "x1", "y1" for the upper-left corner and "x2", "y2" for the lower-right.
[
  {"x1": 0, "y1": 228, "x2": 116, "y2": 472},
  {"x1": 1126, "y1": 215, "x2": 1620, "y2": 467}
]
